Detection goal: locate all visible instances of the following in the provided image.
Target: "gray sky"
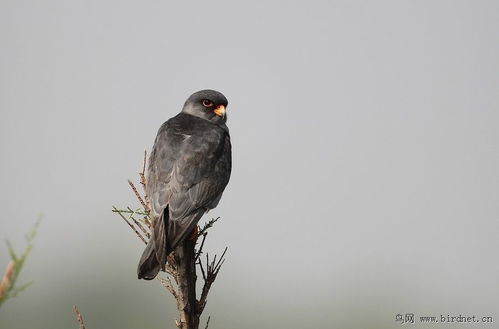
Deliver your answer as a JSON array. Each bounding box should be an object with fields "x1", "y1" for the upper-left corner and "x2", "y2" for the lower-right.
[{"x1": 1, "y1": 1, "x2": 498, "y2": 328}]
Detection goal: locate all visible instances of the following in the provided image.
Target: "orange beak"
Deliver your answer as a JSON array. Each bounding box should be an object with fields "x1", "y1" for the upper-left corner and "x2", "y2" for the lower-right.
[{"x1": 214, "y1": 105, "x2": 226, "y2": 118}]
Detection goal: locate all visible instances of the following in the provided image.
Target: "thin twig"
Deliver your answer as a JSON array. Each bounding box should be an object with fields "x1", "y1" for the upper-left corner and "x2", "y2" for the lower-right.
[
  {"x1": 112, "y1": 206, "x2": 147, "y2": 244},
  {"x1": 198, "y1": 217, "x2": 220, "y2": 237},
  {"x1": 110, "y1": 208, "x2": 150, "y2": 216},
  {"x1": 139, "y1": 150, "x2": 152, "y2": 213},
  {"x1": 139, "y1": 150, "x2": 147, "y2": 193},
  {"x1": 204, "y1": 316, "x2": 211, "y2": 329},
  {"x1": 195, "y1": 233, "x2": 208, "y2": 260},
  {"x1": 128, "y1": 180, "x2": 148, "y2": 211},
  {"x1": 198, "y1": 259, "x2": 206, "y2": 281},
  {"x1": 112, "y1": 207, "x2": 151, "y2": 232},
  {"x1": 157, "y1": 276, "x2": 178, "y2": 298},
  {"x1": 73, "y1": 305, "x2": 86, "y2": 329},
  {"x1": 213, "y1": 248, "x2": 228, "y2": 274},
  {"x1": 125, "y1": 206, "x2": 151, "y2": 238},
  {"x1": 198, "y1": 247, "x2": 228, "y2": 313}
]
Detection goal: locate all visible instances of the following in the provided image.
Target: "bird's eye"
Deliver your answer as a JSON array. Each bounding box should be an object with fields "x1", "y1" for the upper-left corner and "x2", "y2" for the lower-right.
[{"x1": 202, "y1": 99, "x2": 214, "y2": 107}]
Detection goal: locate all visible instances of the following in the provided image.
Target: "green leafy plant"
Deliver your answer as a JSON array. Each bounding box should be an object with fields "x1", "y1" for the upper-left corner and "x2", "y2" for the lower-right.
[{"x1": 0, "y1": 219, "x2": 40, "y2": 308}]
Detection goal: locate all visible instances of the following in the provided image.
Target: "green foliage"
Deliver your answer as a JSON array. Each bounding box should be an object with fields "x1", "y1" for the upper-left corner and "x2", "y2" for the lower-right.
[{"x1": 0, "y1": 219, "x2": 41, "y2": 308}]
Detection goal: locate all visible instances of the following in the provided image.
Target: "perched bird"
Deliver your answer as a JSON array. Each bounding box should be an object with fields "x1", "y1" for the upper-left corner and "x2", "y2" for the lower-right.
[{"x1": 138, "y1": 90, "x2": 232, "y2": 280}]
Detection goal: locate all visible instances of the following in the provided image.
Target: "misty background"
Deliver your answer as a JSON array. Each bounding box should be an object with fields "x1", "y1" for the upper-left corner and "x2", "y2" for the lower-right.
[{"x1": 1, "y1": 1, "x2": 498, "y2": 328}]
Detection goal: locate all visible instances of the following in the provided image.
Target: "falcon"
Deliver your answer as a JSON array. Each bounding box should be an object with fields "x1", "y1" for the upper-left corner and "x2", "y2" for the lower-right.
[{"x1": 137, "y1": 89, "x2": 232, "y2": 280}]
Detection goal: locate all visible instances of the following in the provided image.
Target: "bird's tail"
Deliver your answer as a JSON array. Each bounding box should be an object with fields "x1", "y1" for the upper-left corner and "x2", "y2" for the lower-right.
[
  {"x1": 137, "y1": 206, "x2": 170, "y2": 280},
  {"x1": 137, "y1": 207, "x2": 206, "y2": 280},
  {"x1": 137, "y1": 238, "x2": 160, "y2": 280}
]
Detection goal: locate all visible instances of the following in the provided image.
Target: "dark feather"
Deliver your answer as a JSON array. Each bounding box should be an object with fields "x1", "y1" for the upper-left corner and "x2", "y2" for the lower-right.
[{"x1": 137, "y1": 110, "x2": 231, "y2": 280}]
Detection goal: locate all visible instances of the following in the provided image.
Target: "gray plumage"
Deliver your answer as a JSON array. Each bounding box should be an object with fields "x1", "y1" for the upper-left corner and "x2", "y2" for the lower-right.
[{"x1": 138, "y1": 90, "x2": 231, "y2": 280}]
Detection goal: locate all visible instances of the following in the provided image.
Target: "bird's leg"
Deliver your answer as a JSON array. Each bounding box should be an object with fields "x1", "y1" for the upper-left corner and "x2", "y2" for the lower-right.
[{"x1": 189, "y1": 225, "x2": 199, "y2": 241}]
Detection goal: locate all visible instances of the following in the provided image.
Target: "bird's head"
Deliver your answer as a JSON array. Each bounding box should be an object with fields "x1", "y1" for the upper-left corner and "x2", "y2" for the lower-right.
[{"x1": 181, "y1": 89, "x2": 229, "y2": 124}]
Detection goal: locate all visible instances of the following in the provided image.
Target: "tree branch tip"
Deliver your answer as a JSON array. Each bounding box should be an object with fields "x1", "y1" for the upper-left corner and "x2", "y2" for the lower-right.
[{"x1": 73, "y1": 305, "x2": 86, "y2": 329}]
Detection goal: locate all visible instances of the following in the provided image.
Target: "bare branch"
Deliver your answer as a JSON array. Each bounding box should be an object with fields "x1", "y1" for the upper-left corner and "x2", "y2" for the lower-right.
[
  {"x1": 125, "y1": 206, "x2": 151, "y2": 238},
  {"x1": 128, "y1": 179, "x2": 149, "y2": 212},
  {"x1": 73, "y1": 305, "x2": 86, "y2": 329},
  {"x1": 198, "y1": 259, "x2": 206, "y2": 281},
  {"x1": 112, "y1": 206, "x2": 147, "y2": 244},
  {"x1": 213, "y1": 248, "x2": 228, "y2": 274},
  {"x1": 197, "y1": 217, "x2": 220, "y2": 237},
  {"x1": 204, "y1": 316, "x2": 211, "y2": 329},
  {"x1": 197, "y1": 247, "x2": 228, "y2": 313},
  {"x1": 157, "y1": 275, "x2": 178, "y2": 299},
  {"x1": 139, "y1": 150, "x2": 147, "y2": 193},
  {"x1": 195, "y1": 233, "x2": 208, "y2": 260}
]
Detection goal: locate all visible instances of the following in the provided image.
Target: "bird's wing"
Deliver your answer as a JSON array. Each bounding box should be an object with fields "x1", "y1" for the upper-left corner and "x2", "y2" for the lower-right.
[
  {"x1": 165, "y1": 129, "x2": 231, "y2": 249},
  {"x1": 168, "y1": 128, "x2": 231, "y2": 219},
  {"x1": 146, "y1": 114, "x2": 231, "y2": 249},
  {"x1": 146, "y1": 120, "x2": 178, "y2": 218}
]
